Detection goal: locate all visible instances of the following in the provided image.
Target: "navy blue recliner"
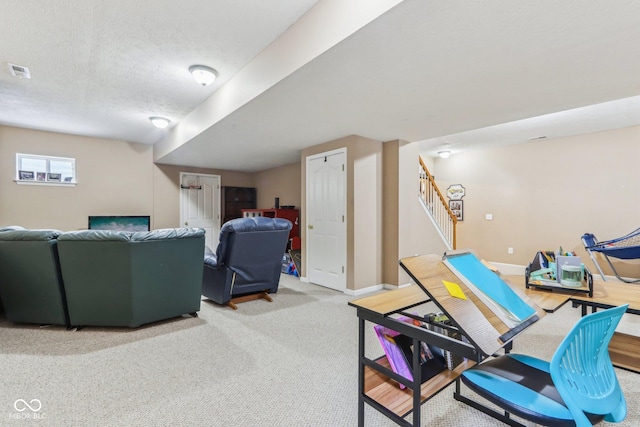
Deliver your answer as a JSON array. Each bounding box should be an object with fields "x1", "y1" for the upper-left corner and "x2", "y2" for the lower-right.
[{"x1": 202, "y1": 217, "x2": 292, "y2": 309}]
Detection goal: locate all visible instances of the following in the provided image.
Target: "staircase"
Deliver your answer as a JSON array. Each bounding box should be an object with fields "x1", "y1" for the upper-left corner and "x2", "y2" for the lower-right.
[{"x1": 419, "y1": 157, "x2": 457, "y2": 250}]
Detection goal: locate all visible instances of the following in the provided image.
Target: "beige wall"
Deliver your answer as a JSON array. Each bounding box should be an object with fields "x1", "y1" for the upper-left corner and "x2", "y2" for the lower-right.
[
  {"x1": 398, "y1": 144, "x2": 446, "y2": 271},
  {"x1": 6, "y1": 123, "x2": 636, "y2": 289},
  {"x1": 352, "y1": 139, "x2": 383, "y2": 291},
  {"x1": 153, "y1": 164, "x2": 254, "y2": 229},
  {"x1": 300, "y1": 135, "x2": 383, "y2": 291},
  {"x1": 382, "y1": 141, "x2": 400, "y2": 285},
  {"x1": 254, "y1": 162, "x2": 301, "y2": 209},
  {"x1": 382, "y1": 140, "x2": 448, "y2": 286},
  {"x1": 430, "y1": 126, "x2": 640, "y2": 278},
  {"x1": 1, "y1": 126, "x2": 153, "y2": 230},
  {"x1": 1, "y1": 126, "x2": 255, "y2": 231}
]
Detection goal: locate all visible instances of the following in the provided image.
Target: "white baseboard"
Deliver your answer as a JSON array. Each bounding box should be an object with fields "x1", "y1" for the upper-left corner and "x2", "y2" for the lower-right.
[
  {"x1": 345, "y1": 281, "x2": 414, "y2": 296},
  {"x1": 299, "y1": 278, "x2": 385, "y2": 296},
  {"x1": 345, "y1": 284, "x2": 384, "y2": 296},
  {"x1": 384, "y1": 282, "x2": 413, "y2": 290},
  {"x1": 489, "y1": 262, "x2": 527, "y2": 276}
]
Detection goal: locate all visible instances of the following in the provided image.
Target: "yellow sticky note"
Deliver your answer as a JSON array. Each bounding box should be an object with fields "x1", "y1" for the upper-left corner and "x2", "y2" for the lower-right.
[{"x1": 443, "y1": 280, "x2": 467, "y2": 300}]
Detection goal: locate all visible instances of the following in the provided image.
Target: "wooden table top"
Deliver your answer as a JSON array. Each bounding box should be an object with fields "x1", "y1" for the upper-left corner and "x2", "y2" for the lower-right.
[
  {"x1": 571, "y1": 279, "x2": 640, "y2": 311},
  {"x1": 348, "y1": 284, "x2": 429, "y2": 315},
  {"x1": 503, "y1": 274, "x2": 640, "y2": 312},
  {"x1": 502, "y1": 275, "x2": 574, "y2": 313},
  {"x1": 350, "y1": 254, "x2": 546, "y2": 357}
]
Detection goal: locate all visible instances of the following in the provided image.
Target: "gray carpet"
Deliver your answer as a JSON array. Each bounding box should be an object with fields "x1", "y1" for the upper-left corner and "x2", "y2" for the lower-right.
[{"x1": 1, "y1": 275, "x2": 638, "y2": 426}]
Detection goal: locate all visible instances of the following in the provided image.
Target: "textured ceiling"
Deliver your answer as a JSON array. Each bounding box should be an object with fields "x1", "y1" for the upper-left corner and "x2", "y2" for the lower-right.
[
  {"x1": 0, "y1": 0, "x2": 320, "y2": 143},
  {"x1": 2, "y1": 0, "x2": 640, "y2": 172}
]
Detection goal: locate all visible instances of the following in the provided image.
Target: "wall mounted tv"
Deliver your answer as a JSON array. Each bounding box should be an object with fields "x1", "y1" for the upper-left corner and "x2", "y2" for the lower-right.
[{"x1": 88, "y1": 216, "x2": 151, "y2": 232}]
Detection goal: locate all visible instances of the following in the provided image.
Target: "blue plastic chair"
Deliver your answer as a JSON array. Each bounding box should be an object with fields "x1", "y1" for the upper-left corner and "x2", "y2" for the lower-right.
[{"x1": 460, "y1": 304, "x2": 628, "y2": 426}]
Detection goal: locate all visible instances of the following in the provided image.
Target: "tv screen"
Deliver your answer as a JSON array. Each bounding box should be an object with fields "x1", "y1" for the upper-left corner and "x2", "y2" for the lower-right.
[{"x1": 88, "y1": 216, "x2": 151, "y2": 232}]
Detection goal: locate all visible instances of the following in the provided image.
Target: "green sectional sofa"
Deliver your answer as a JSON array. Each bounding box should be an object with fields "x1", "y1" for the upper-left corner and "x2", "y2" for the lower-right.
[
  {"x1": 0, "y1": 226, "x2": 205, "y2": 329},
  {"x1": 57, "y1": 228, "x2": 205, "y2": 328},
  {"x1": 0, "y1": 228, "x2": 70, "y2": 326}
]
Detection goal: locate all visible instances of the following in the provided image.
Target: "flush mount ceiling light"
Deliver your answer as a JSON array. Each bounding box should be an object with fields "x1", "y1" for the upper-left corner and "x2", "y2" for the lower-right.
[
  {"x1": 149, "y1": 117, "x2": 170, "y2": 129},
  {"x1": 189, "y1": 65, "x2": 217, "y2": 86},
  {"x1": 438, "y1": 151, "x2": 451, "y2": 159}
]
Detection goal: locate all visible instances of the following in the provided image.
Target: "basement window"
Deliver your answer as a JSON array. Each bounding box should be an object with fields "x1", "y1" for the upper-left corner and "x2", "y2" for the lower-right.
[{"x1": 15, "y1": 153, "x2": 76, "y2": 185}]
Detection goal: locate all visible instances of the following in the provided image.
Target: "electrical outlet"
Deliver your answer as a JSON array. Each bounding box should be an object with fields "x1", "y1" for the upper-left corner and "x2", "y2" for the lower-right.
[
  {"x1": 508, "y1": 247, "x2": 514, "y2": 254},
  {"x1": 485, "y1": 213, "x2": 493, "y2": 220}
]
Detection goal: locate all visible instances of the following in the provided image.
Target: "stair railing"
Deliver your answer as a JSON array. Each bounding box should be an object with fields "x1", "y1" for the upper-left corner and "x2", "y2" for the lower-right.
[{"x1": 419, "y1": 157, "x2": 457, "y2": 249}]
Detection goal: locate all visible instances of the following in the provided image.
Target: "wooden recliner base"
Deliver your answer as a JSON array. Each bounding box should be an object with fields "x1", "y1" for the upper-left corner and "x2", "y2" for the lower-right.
[{"x1": 227, "y1": 291, "x2": 273, "y2": 310}]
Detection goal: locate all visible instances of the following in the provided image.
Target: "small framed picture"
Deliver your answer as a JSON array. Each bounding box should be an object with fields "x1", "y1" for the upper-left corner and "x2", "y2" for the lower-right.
[
  {"x1": 47, "y1": 173, "x2": 62, "y2": 182},
  {"x1": 37, "y1": 172, "x2": 47, "y2": 181},
  {"x1": 449, "y1": 200, "x2": 463, "y2": 221},
  {"x1": 19, "y1": 170, "x2": 35, "y2": 180}
]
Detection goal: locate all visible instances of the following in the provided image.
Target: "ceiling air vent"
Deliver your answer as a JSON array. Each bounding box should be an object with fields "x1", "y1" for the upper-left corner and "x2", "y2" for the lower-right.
[{"x1": 8, "y1": 63, "x2": 31, "y2": 79}]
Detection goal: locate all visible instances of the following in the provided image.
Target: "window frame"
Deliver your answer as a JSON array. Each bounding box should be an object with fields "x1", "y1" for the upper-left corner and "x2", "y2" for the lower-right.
[{"x1": 15, "y1": 153, "x2": 77, "y2": 186}]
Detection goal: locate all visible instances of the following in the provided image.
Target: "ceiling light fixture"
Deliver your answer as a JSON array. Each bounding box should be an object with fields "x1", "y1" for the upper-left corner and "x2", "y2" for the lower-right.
[
  {"x1": 438, "y1": 151, "x2": 451, "y2": 159},
  {"x1": 149, "y1": 117, "x2": 170, "y2": 129},
  {"x1": 189, "y1": 65, "x2": 217, "y2": 86}
]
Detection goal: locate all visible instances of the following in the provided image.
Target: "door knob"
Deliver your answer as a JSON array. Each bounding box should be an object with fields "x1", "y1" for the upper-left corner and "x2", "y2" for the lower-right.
[
  {"x1": 184, "y1": 221, "x2": 188, "y2": 226},
  {"x1": 308, "y1": 225, "x2": 314, "y2": 229}
]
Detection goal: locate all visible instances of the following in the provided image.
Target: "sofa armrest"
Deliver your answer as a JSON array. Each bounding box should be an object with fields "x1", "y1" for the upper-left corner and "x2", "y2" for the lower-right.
[
  {"x1": 0, "y1": 225, "x2": 26, "y2": 232},
  {"x1": 132, "y1": 228, "x2": 205, "y2": 241},
  {"x1": 0, "y1": 229, "x2": 62, "y2": 241}
]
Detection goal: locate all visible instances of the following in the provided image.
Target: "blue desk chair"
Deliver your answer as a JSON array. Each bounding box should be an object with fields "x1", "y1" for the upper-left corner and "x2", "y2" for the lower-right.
[{"x1": 459, "y1": 304, "x2": 628, "y2": 427}]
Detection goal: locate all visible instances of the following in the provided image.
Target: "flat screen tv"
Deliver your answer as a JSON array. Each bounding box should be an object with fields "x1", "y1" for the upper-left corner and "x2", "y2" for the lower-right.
[{"x1": 88, "y1": 215, "x2": 151, "y2": 232}]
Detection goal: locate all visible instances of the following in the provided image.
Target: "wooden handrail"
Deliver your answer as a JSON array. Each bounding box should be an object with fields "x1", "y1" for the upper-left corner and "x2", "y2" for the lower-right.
[{"x1": 418, "y1": 157, "x2": 457, "y2": 249}]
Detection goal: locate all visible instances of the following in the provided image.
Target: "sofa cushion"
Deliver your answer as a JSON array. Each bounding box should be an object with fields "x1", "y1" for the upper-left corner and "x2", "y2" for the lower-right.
[
  {"x1": 57, "y1": 228, "x2": 205, "y2": 242},
  {"x1": 57, "y1": 230, "x2": 132, "y2": 241}
]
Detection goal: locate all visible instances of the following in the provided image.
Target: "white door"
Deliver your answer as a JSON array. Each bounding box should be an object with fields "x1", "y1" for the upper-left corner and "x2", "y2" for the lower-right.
[
  {"x1": 306, "y1": 149, "x2": 346, "y2": 292},
  {"x1": 180, "y1": 173, "x2": 221, "y2": 250}
]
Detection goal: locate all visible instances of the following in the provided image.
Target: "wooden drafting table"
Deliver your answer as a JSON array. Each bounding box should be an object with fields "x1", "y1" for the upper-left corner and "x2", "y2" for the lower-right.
[
  {"x1": 349, "y1": 253, "x2": 545, "y2": 427},
  {"x1": 570, "y1": 278, "x2": 640, "y2": 372},
  {"x1": 503, "y1": 274, "x2": 575, "y2": 312},
  {"x1": 505, "y1": 274, "x2": 640, "y2": 373}
]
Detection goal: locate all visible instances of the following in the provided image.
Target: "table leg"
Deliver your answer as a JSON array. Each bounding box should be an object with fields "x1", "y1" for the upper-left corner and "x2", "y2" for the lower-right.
[{"x1": 358, "y1": 317, "x2": 365, "y2": 427}]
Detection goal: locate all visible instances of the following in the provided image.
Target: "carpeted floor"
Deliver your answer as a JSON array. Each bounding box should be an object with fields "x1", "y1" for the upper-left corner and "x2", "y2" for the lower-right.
[{"x1": 0, "y1": 274, "x2": 638, "y2": 426}]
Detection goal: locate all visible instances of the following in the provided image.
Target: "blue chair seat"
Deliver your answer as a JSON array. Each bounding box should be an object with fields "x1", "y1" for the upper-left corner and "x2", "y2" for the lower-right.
[
  {"x1": 462, "y1": 354, "x2": 603, "y2": 426},
  {"x1": 460, "y1": 304, "x2": 628, "y2": 427}
]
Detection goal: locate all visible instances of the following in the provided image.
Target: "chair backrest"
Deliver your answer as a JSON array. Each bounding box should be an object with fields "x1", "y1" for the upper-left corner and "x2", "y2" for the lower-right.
[
  {"x1": 216, "y1": 217, "x2": 292, "y2": 286},
  {"x1": 550, "y1": 304, "x2": 628, "y2": 426},
  {"x1": 581, "y1": 232, "x2": 598, "y2": 249}
]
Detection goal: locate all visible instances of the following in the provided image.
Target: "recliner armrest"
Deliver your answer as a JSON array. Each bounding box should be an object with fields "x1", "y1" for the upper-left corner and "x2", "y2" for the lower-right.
[{"x1": 204, "y1": 245, "x2": 218, "y2": 268}]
